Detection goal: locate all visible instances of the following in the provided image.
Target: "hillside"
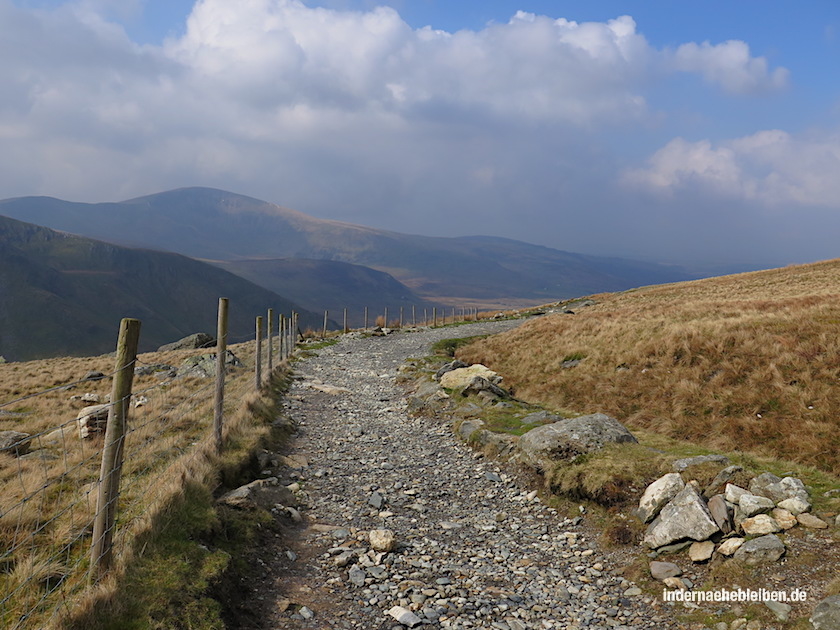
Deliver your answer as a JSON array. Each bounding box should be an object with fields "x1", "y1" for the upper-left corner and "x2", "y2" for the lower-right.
[
  {"x1": 458, "y1": 259, "x2": 840, "y2": 475},
  {"x1": 0, "y1": 215, "x2": 321, "y2": 361},
  {"x1": 0, "y1": 188, "x2": 692, "y2": 308},
  {"x1": 211, "y1": 258, "x2": 437, "y2": 326}
]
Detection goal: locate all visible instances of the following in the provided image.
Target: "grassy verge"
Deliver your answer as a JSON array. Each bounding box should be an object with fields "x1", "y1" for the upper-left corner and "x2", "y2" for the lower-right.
[
  {"x1": 405, "y1": 333, "x2": 840, "y2": 628},
  {"x1": 60, "y1": 369, "x2": 293, "y2": 630}
]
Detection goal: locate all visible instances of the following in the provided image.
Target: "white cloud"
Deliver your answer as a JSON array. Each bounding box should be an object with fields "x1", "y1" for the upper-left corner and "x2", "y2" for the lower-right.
[
  {"x1": 670, "y1": 40, "x2": 789, "y2": 94},
  {"x1": 623, "y1": 130, "x2": 840, "y2": 207},
  {"x1": 0, "y1": 0, "x2": 799, "y2": 261}
]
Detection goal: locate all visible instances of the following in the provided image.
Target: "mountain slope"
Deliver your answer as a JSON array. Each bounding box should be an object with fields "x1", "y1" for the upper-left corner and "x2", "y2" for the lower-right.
[
  {"x1": 0, "y1": 215, "x2": 320, "y2": 361},
  {"x1": 458, "y1": 259, "x2": 840, "y2": 474},
  {"x1": 0, "y1": 188, "x2": 692, "y2": 307},
  {"x1": 211, "y1": 258, "x2": 437, "y2": 327}
]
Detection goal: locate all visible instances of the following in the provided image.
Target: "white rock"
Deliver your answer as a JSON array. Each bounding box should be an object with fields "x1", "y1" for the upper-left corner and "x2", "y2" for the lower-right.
[
  {"x1": 724, "y1": 483, "x2": 749, "y2": 504},
  {"x1": 439, "y1": 364, "x2": 500, "y2": 389},
  {"x1": 369, "y1": 529, "x2": 396, "y2": 552},
  {"x1": 717, "y1": 537, "x2": 745, "y2": 556},
  {"x1": 770, "y1": 508, "x2": 797, "y2": 529},
  {"x1": 637, "y1": 473, "x2": 685, "y2": 523},
  {"x1": 777, "y1": 496, "x2": 811, "y2": 515},
  {"x1": 797, "y1": 513, "x2": 828, "y2": 529},
  {"x1": 688, "y1": 540, "x2": 715, "y2": 562},
  {"x1": 739, "y1": 493, "x2": 775, "y2": 517},
  {"x1": 387, "y1": 605, "x2": 422, "y2": 627},
  {"x1": 741, "y1": 514, "x2": 781, "y2": 535}
]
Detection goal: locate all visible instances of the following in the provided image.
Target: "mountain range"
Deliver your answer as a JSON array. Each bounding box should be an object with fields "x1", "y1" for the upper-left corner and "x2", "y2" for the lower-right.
[
  {"x1": 0, "y1": 187, "x2": 693, "y2": 310},
  {"x1": 0, "y1": 215, "x2": 321, "y2": 361}
]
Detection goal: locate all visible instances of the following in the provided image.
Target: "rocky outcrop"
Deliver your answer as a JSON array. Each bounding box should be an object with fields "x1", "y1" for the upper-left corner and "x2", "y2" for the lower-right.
[
  {"x1": 178, "y1": 350, "x2": 241, "y2": 379},
  {"x1": 158, "y1": 332, "x2": 215, "y2": 352},
  {"x1": 518, "y1": 413, "x2": 637, "y2": 471},
  {"x1": 0, "y1": 430, "x2": 32, "y2": 456},
  {"x1": 439, "y1": 364, "x2": 501, "y2": 389}
]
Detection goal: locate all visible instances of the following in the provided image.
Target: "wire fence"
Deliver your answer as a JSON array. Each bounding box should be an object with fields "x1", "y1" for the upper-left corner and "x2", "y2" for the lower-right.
[
  {"x1": 0, "y1": 300, "x2": 507, "y2": 628},
  {"x1": 0, "y1": 303, "x2": 300, "y2": 630}
]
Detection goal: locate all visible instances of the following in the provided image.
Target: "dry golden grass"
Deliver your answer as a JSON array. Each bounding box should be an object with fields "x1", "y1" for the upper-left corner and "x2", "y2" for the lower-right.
[
  {"x1": 459, "y1": 259, "x2": 840, "y2": 475},
  {"x1": 0, "y1": 339, "x2": 270, "y2": 629}
]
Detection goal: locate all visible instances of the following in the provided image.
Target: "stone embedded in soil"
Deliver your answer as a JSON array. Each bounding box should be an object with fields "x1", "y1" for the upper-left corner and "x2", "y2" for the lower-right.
[
  {"x1": 688, "y1": 540, "x2": 715, "y2": 562},
  {"x1": 797, "y1": 513, "x2": 828, "y2": 529},
  {"x1": 733, "y1": 534, "x2": 786, "y2": 565},
  {"x1": 649, "y1": 560, "x2": 682, "y2": 580}
]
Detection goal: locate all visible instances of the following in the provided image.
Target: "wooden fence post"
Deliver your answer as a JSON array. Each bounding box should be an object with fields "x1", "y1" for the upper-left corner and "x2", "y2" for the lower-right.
[
  {"x1": 255, "y1": 316, "x2": 263, "y2": 388},
  {"x1": 214, "y1": 298, "x2": 228, "y2": 453},
  {"x1": 399, "y1": 307, "x2": 403, "y2": 329},
  {"x1": 412, "y1": 305, "x2": 416, "y2": 327},
  {"x1": 267, "y1": 308, "x2": 274, "y2": 373},
  {"x1": 343, "y1": 308, "x2": 348, "y2": 334},
  {"x1": 323, "y1": 310, "x2": 328, "y2": 339},
  {"x1": 433, "y1": 307, "x2": 437, "y2": 327},
  {"x1": 90, "y1": 317, "x2": 141, "y2": 579},
  {"x1": 364, "y1": 307, "x2": 368, "y2": 331}
]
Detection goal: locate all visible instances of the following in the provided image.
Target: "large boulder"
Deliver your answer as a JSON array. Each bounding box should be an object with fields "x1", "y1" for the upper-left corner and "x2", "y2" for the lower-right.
[
  {"x1": 517, "y1": 413, "x2": 637, "y2": 471},
  {"x1": 439, "y1": 364, "x2": 501, "y2": 389},
  {"x1": 0, "y1": 431, "x2": 32, "y2": 456},
  {"x1": 178, "y1": 350, "x2": 241, "y2": 379},
  {"x1": 643, "y1": 485, "x2": 720, "y2": 549},
  {"x1": 637, "y1": 473, "x2": 685, "y2": 523},
  {"x1": 158, "y1": 333, "x2": 215, "y2": 352},
  {"x1": 434, "y1": 360, "x2": 468, "y2": 381}
]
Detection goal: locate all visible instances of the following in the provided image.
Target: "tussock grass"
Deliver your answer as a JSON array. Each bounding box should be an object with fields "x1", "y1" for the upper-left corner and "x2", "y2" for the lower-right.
[
  {"x1": 458, "y1": 259, "x2": 840, "y2": 475},
  {"x1": 0, "y1": 338, "x2": 285, "y2": 629}
]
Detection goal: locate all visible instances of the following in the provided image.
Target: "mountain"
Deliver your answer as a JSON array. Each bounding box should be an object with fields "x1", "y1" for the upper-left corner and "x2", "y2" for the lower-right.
[
  {"x1": 0, "y1": 187, "x2": 692, "y2": 308},
  {"x1": 0, "y1": 215, "x2": 321, "y2": 361},
  {"x1": 211, "y1": 258, "x2": 437, "y2": 327}
]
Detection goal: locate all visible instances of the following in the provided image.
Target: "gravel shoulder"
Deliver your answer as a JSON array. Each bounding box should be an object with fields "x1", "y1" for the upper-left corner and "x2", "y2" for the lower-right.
[{"x1": 229, "y1": 322, "x2": 691, "y2": 630}]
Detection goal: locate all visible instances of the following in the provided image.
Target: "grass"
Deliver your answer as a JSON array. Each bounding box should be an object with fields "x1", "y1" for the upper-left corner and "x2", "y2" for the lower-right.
[
  {"x1": 0, "y1": 338, "x2": 293, "y2": 630},
  {"x1": 458, "y1": 258, "x2": 840, "y2": 476}
]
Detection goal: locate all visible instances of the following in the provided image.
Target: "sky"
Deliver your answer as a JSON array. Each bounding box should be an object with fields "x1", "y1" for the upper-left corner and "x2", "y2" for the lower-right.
[{"x1": 3, "y1": 0, "x2": 840, "y2": 268}]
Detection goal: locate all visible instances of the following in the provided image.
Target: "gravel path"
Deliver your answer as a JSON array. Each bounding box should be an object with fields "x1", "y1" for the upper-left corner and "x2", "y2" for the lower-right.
[{"x1": 233, "y1": 322, "x2": 687, "y2": 630}]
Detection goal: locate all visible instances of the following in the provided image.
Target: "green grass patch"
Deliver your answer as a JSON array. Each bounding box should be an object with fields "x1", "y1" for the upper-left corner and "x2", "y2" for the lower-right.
[{"x1": 432, "y1": 335, "x2": 490, "y2": 357}]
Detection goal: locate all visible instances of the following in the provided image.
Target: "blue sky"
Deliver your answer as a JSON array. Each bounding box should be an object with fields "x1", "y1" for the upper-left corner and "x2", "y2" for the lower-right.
[{"x1": 4, "y1": 0, "x2": 840, "y2": 267}]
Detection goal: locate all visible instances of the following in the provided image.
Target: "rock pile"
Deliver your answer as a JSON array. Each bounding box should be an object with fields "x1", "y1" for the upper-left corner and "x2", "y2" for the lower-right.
[{"x1": 639, "y1": 468, "x2": 828, "y2": 569}]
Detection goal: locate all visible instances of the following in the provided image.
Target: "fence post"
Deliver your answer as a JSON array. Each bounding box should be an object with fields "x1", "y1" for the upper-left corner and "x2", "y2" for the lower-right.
[
  {"x1": 364, "y1": 307, "x2": 368, "y2": 331},
  {"x1": 412, "y1": 305, "x2": 416, "y2": 327},
  {"x1": 279, "y1": 314, "x2": 285, "y2": 361},
  {"x1": 267, "y1": 308, "x2": 274, "y2": 374},
  {"x1": 323, "y1": 310, "x2": 328, "y2": 339},
  {"x1": 255, "y1": 316, "x2": 263, "y2": 388},
  {"x1": 90, "y1": 317, "x2": 141, "y2": 579},
  {"x1": 343, "y1": 308, "x2": 348, "y2": 334},
  {"x1": 399, "y1": 307, "x2": 403, "y2": 329},
  {"x1": 433, "y1": 307, "x2": 437, "y2": 327},
  {"x1": 214, "y1": 298, "x2": 228, "y2": 453}
]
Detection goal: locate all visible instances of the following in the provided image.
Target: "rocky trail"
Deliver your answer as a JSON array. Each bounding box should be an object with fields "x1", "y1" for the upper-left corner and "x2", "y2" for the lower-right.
[{"x1": 228, "y1": 321, "x2": 688, "y2": 630}]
